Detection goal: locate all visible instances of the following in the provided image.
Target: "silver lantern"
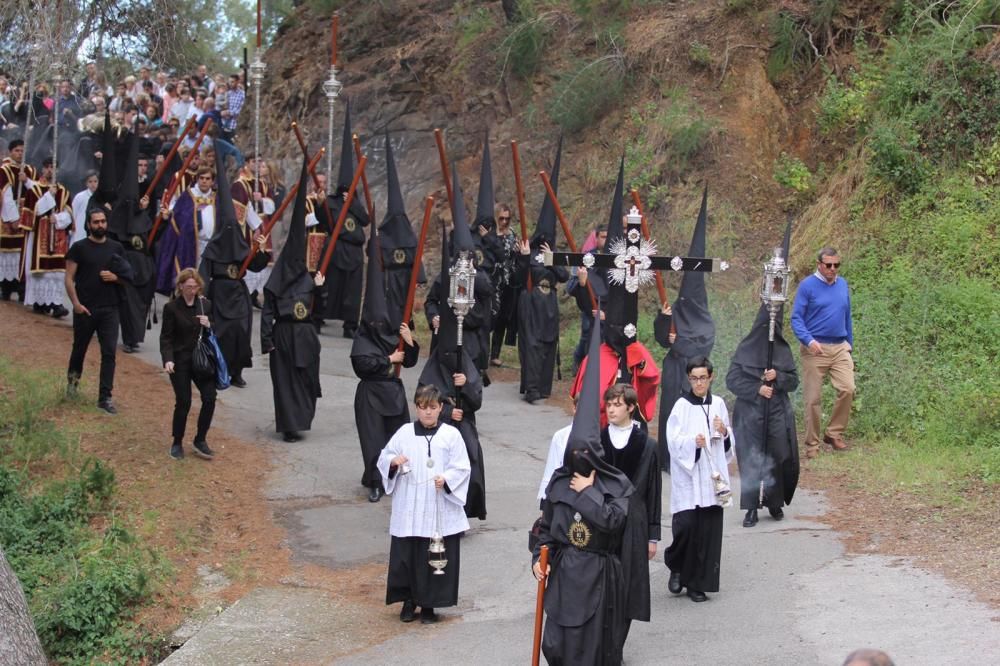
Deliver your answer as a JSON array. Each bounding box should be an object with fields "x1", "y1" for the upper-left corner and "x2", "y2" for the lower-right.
[
  {"x1": 759, "y1": 246, "x2": 791, "y2": 343},
  {"x1": 447, "y1": 250, "x2": 476, "y2": 347}
]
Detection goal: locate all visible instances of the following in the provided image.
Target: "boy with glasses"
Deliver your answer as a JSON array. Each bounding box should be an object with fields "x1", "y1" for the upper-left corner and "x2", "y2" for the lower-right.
[{"x1": 790, "y1": 246, "x2": 855, "y2": 458}]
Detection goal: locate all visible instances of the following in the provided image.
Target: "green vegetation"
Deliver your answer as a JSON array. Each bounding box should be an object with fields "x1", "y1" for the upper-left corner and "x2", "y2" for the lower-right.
[
  {"x1": 546, "y1": 53, "x2": 628, "y2": 133},
  {"x1": 688, "y1": 41, "x2": 712, "y2": 68},
  {"x1": 0, "y1": 360, "x2": 166, "y2": 664},
  {"x1": 499, "y1": 1, "x2": 555, "y2": 79},
  {"x1": 773, "y1": 153, "x2": 813, "y2": 193}
]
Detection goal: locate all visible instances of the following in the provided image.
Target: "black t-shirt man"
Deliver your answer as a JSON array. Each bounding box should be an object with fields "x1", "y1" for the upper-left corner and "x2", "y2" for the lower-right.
[{"x1": 66, "y1": 235, "x2": 127, "y2": 309}]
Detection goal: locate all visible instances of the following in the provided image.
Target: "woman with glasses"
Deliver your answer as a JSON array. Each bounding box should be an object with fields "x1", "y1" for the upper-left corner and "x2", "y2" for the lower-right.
[
  {"x1": 487, "y1": 203, "x2": 520, "y2": 366},
  {"x1": 160, "y1": 267, "x2": 216, "y2": 461}
]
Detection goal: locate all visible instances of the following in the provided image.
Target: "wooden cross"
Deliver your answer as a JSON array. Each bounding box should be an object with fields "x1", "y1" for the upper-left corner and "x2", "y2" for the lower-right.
[{"x1": 543, "y1": 205, "x2": 728, "y2": 345}]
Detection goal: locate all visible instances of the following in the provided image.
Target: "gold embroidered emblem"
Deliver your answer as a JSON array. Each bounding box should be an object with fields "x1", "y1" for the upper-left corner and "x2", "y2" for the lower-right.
[
  {"x1": 475, "y1": 249, "x2": 484, "y2": 265},
  {"x1": 293, "y1": 301, "x2": 308, "y2": 320},
  {"x1": 393, "y1": 248, "x2": 406, "y2": 265},
  {"x1": 567, "y1": 512, "x2": 592, "y2": 548},
  {"x1": 344, "y1": 217, "x2": 356, "y2": 233},
  {"x1": 226, "y1": 264, "x2": 239, "y2": 279},
  {"x1": 130, "y1": 235, "x2": 144, "y2": 251}
]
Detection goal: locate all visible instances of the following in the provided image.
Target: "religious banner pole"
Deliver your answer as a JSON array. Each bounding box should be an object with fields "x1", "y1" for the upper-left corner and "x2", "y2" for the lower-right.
[
  {"x1": 531, "y1": 545, "x2": 550, "y2": 666},
  {"x1": 317, "y1": 155, "x2": 366, "y2": 277},
  {"x1": 239, "y1": 147, "x2": 324, "y2": 278},
  {"x1": 322, "y1": 13, "x2": 343, "y2": 192},
  {"x1": 353, "y1": 134, "x2": 375, "y2": 221},
  {"x1": 538, "y1": 170, "x2": 597, "y2": 311},
  {"x1": 250, "y1": 0, "x2": 267, "y2": 214},
  {"x1": 146, "y1": 118, "x2": 214, "y2": 246},
  {"x1": 433, "y1": 128, "x2": 454, "y2": 212},
  {"x1": 510, "y1": 140, "x2": 531, "y2": 290},
  {"x1": 394, "y1": 195, "x2": 435, "y2": 377},
  {"x1": 143, "y1": 117, "x2": 196, "y2": 200}
]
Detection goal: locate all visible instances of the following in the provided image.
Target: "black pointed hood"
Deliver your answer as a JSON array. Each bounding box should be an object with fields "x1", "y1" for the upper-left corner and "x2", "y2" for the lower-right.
[
  {"x1": 531, "y1": 134, "x2": 562, "y2": 249},
  {"x1": 548, "y1": 308, "x2": 633, "y2": 499},
  {"x1": 109, "y1": 128, "x2": 152, "y2": 238},
  {"x1": 356, "y1": 227, "x2": 399, "y2": 353},
  {"x1": 449, "y1": 163, "x2": 475, "y2": 254},
  {"x1": 200, "y1": 149, "x2": 249, "y2": 265},
  {"x1": 336, "y1": 98, "x2": 355, "y2": 192},
  {"x1": 671, "y1": 184, "x2": 715, "y2": 358},
  {"x1": 378, "y1": 130, "x2": 417, "y2": 251},
  {"x1": 474, "y1": 129, "x2": 495, "y2": 230},
  {"x1": 265, "y1": 158, "x2": 311, "y2": 297},
  {"x1": 93, "y1": 109, "x2": 117, "y2": 207},
  {"x1": 606, "y1": 155, "x2": 625, "y2": 244}
]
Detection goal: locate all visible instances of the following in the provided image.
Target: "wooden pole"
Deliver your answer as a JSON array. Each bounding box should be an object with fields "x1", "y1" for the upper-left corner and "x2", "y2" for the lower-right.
[
  {"x1": 239, "y1": 147, "x2": 324, "y2": 278},
  {"x1": 510, "y1": 140, "x2": 532, "y2": 291},
  {"x1": 394, "y1": 195, "x2": 435, "y2": 377},
  {"x1": 317, "y1": 155, "x2": 367, "y2": 276},
  {"x1": 146, "y1": 118, "x2": 214, "y2": 246},
  {"x1": 331, "y1": 13, "x2": 339, "y2": 66},
  {"x1": 539, "y1": 170, "x2": 597, "y2": 311},
  {"x1": 353, "y1": 134, "x2": 375, "y2": 222},
  {"x1": 256, "y1": 0, "x2": 262, "y2": 48},
  {"x1": 143, "y1": 117, "x2": 195, "y2": 200},
  {"x1": 433, "y1": 128, "x2": 454, "y2": 212},
  {"x1": 531, "y1": 545, "x2": 550, "y2": 666}
]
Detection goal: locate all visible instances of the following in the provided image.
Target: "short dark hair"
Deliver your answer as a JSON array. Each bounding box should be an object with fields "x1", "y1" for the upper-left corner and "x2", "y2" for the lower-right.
[
  {"x1": 8, "y1": 138, "x2": 24, "y2": 150},
  {"x1": 603, "y1": 383, "x2": 638, "y2": 412},
  {"x1": 817, "y1": 246, "x2": 839, "y2": 261},
  {"x1": 414, "y1": 385, "x2": 442, "y2": 408},
  {"x1": 42, "y1": 157, "x2": 53, "y2": 168},
  {"x1": 595, "y1": 224, "x2": 607, "y2": 234},
  {"x1": 686, "y1": 356, "x2": 714, "y2": 376},
  {"x1": 86, "y1": 207, "x2": 107, "y2": 224}
]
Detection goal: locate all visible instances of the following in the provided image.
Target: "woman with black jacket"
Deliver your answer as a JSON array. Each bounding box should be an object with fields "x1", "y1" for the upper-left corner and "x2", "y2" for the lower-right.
[{"x1": 160, "y1": 267, "x2": 216, "y2": 461}]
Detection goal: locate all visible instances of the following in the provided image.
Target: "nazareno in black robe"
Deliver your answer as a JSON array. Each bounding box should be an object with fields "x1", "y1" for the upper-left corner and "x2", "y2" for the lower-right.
[
  {"x1": 418, "y1": 347, "x2": 487, "y2": 520},
  {"x1": 516, "y1": 255, "x2": 568, "y2": 398},
  {"x1": 260, "y1": 272, "x2": 323, "y2": 433},
  {"x1": 601, "y1": 424, "x2": 661, "y2": 624},
  {"x1": 350, "y1": 321, "x2": 419, "y2": 489},
  {"x1": 725, "y1": 305, "x2": 800, "y2": 511},
  {"x1": 200, "y1": 251, "x2": 267, "y2": 377}
]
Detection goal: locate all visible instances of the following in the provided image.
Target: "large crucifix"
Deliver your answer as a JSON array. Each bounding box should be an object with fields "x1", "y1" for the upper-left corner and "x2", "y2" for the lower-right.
[{"x1": 543, "y1": 204, "x2": 729, "y2": 347}]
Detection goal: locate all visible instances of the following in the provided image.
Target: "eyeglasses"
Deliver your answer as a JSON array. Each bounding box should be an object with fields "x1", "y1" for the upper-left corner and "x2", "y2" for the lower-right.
[
  {"x1": 498, "y1": 216, "x2": 511, "y2": 221},
  {"x1": 688, "y1": 375, "x2": 711, "y2": 383},
  {"x1": 822, "y1": 262, "x2": 841, "y2": 269}
]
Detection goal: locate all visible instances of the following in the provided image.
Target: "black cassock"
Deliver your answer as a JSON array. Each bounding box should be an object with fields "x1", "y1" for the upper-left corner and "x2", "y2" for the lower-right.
[
  {"x1": 602, "y1": 425, "x2": 661, "y2": 624},
  {"x1": 118, "y1": 243, "x2": 156, "y2": 347},
  {"x1": 423, "y1": 271, "x2": 494, "y2": 372},
  {"x1": 260, "y1": 274, "x2": 323, "y2": 433},
  {"x1": 381, "y1": 244, "x2": 425, "y2": 327},
  {"x1": 517, "y1": 258, "x2": 568, "y2": 397},
  {"x1": 418, "y1": 349, "x2": 487, "y2": 520},
  {"x1": 319, "y1": 197, "x2": 368, "y2": 332},
  {"x1": 350, "y1": 325, "x2": 419, "y2": 489},
  {"x1": 533, "y1": 481, "x2": 630, "y2": 665},
  {"x1": 200, "y1": 254, "x2": 267, "y2": 378}
]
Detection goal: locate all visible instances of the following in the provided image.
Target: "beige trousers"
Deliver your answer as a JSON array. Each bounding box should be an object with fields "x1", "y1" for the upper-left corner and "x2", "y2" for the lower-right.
[{"x1": 800, "y1": 342, "x2": 855, "y2": 448}]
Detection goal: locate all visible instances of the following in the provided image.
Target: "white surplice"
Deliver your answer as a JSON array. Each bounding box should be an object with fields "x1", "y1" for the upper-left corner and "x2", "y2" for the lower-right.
[
  {"x1": 666, "y1": 394, "x2": 735, "y2": 514},
  {"x1": 378, "y1": 422, "x2": 471, "y2": 538}
]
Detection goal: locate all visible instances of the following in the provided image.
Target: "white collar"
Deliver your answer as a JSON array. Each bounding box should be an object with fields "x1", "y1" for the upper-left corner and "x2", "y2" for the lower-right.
[{"x1": 813, "y1": 270, "x2": 838, "y2": 286}]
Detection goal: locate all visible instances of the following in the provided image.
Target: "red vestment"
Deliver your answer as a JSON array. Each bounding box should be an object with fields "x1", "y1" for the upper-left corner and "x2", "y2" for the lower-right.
[{"x1": 571, "y1": 341, "x2": 661, "y2": 428}]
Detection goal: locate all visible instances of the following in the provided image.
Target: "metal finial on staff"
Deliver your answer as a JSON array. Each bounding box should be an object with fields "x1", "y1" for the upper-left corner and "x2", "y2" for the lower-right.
[
  {"x1": 322, "y1": 13, "x2": 343, "y2": 192},
  {"x1": 251, "y1": 0, "x2": 266, "y2": 207},
  {"x1": 757, "y1": 245, "x2": 791, "y2": 506}
]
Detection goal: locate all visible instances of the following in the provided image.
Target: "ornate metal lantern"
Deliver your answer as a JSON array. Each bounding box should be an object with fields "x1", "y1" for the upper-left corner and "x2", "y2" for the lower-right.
[
  {"x1": 321, "y1": 66, "x2": 343, "y2": 191},
  {"x1": 447, "y1": 251, "x2": 476, "y2": 346},
  {"x1": 759, "y1": 246, "x2": 791, "y2": 342}
]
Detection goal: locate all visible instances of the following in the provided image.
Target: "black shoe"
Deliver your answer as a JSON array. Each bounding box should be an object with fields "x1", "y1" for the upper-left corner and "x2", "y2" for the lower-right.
[
  {"x1": 743, "y1": 509, "x2": 758, "y2": 528},
  {"x1": 768, "y1": 507, "x2": 784, "y2": 521},
  {"x1": 32, "y1": 303, "x2": 45, "y2": 314},
  {"x1": 122, "y1": 344, "x2": 138, "y2": 353},
  {"x1": 400, "y1": 600, "x2": 416, "y2": 623},
  {"x1": 668, "y1": 571, "x2": 683, "y2": 594},
  {"x1": 170, "y1": 443, "x2": 184, "y2": 460},
  {"x1": 283, "y1": 431, "x2": 301, "y2": 442},
  {"x1": 0, "y1": 290, "x2": 10, "y2": 301},
  {"x1": 368, "y1": 485, "x2": 383, "y2": 503},
  {"x1": 419, "y1": 607, "x2": 437, "y2": 624},
  {"x1": 97, "y1": 399, "x2": 117, "y2": 415},
  {"x1": 523, "y1": 391, "x2": 540, "y2": 404},
  {"x1": 687, "y1": 590, "x2": 708, "y2": 602},
  {"x1": 50, "y1": 305, "x2": 69, "y2": 319},
  {"x1": 231, "y1": 376, "x2": 247, "y2": 388},
  {"x1": 192, "y1": 440, "x2": 214, "y2": 460}
]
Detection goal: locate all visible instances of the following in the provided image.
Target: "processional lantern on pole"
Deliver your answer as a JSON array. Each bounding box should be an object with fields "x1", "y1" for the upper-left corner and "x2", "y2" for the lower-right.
[
  {"x1": 323, "y1": 13, "x2": 343, "y2": 192},
  {"x1": 759, "y1": 245, "x2": 790, "y2": 344},
  {"x1": 447, "y1": 250, "x2": 476, "y2": 348},
  {"x1": 250, "y1": 2, "x2": 267, "y2": 205}
]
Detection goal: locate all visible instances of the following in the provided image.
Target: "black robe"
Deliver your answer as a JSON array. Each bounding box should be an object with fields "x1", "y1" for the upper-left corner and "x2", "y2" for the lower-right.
[
  {"x1": 418, "y1": 350, "x2": 487, "y2": 520},
  {"x1": 319, "y1": 197, "x2": 368, "y2": 329},
  {"x1": 517, "y1": 258, "x2": 568, "y2": 397},
  {"x1": 200, "y1": 254, "x2": 267, "y2": 377},
  {"x1": 602, "y1": 425, "x2": 661, "y2": 622},
  {"x1": 351, "y1": 326, "x2": 420, "y2": 489},
  {"x1": 423, "y1": 271, "x2": 494, "y2": 371},
  {"x1": 533, "y1": 481, "x2": 630, "y2": 665},
  {"x1": 726, "y1": 360, "x2": 799, "y2": 511},
  {"x1": 118, "y1": 244, "x2": 156, "y2": 346},
  {"x1": 260, "y1": 279, "x2": 323, "y2": 433}
]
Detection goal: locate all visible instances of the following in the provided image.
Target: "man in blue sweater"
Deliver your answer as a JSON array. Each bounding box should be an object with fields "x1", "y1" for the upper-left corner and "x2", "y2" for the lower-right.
[{"x1": 791, "y1": 246, "x2": 855, "y2": 458}]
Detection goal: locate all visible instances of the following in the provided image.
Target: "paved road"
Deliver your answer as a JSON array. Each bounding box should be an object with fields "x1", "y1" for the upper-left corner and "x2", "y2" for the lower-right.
[{"x1": 136, "y1": 304, "x2": 999, "y2": 665}]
